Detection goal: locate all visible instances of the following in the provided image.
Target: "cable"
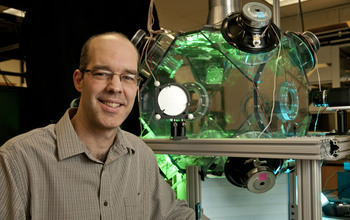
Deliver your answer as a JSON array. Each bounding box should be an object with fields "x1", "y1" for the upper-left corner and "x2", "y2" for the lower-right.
[
  {"x1": 143, "y1": 0, "x2": 164, "y2": 83},
  {"x1": 306, "y1": 34, "x2": 323, "y2": 133},
  {"x1": 323, "y1": 169, "x2": 338, "y2": 191},
  {"x1": 316, "y1": 53, "x2": 321, "y2": 92},
  {"x1": 235, "y1": 48, "x2": 275, "y2": 136},
  {"x1": 313, "y1": 106, "x2": 322, "y2": 134},
  {"x1": 298, "y1": 0, "x2": 305, "y2": 32},
  {"x1": 323, "y1": 182, "x2": 350, "y2": 195},
  {"x1": 296, "y1": 1, "x2": 300, "y2": 32},
  {"x1": 147, "y1": 0, "x2": 160, "y2": 35},
  {"x1": 203, "y1": 30, "x2": 254, "y2": 83},
  {"x1": 142, "y1": 36, "x2": 158, "y2": 82},
  {"x1": 258, "y1": 25, "x2": 282, "y2": 138},
  {"x1": 260, "y1": 21, "x2": 271, "y2": 38}
]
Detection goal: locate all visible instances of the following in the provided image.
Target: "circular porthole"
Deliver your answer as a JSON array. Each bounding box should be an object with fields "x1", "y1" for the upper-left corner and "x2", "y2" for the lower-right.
[
  {"x1": 183, "y1": 82, "x2": 209, "y2": 121},
  {"x1": 279, "y1": 81, "x2": 299, "y2": 121}
]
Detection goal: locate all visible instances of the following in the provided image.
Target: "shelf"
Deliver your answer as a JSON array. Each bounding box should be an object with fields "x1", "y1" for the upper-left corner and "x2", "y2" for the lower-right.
[{"x1": 143, "y1": 135, "x2": 350, "y2": 160}]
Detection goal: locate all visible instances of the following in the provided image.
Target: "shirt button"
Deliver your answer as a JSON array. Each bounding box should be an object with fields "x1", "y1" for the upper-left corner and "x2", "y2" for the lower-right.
[{"x1": 104, "y1": 201, "x2": 108, "y2": 206}]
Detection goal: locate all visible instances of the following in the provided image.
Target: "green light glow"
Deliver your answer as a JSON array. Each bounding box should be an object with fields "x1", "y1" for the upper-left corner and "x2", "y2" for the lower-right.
[
  {"x1": 139, "y1": 117, "x2": 156, "y2": 138},
  {"x1": 172, "y1": 173, "x2": 187, "y2": 200},
  {"x1": 155, "y1": 154, "x2": 187, "y2": 200},
  {"x1": 199, "y1": 117, "x2": 228, "y2": 138},
  {"x1": 139, "y1": 27, "x2": 314, "y2": 140},
  {"x1": 172, "y1": 31, "x2": 223, "y2": 57},
  {"x1": 206, "y1": 66, "x2": 224, "y2": 84},
  {"x1": 158, "y1": 55, "x2": 183, "y2": 79},
  {"x1": 155, "y1": 154, "x2": 179, "y2": 180}
]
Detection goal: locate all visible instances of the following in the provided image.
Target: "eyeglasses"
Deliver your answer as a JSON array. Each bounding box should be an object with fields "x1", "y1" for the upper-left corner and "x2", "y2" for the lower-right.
[{"x1": 84, "y1": 69, "x2": 142, "y2": 86}]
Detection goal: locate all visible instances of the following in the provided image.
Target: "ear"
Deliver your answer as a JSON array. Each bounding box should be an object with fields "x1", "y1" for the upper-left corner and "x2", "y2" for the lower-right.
[{"x1": 73, "y1": 69, "x2": 83, "y2": 92}]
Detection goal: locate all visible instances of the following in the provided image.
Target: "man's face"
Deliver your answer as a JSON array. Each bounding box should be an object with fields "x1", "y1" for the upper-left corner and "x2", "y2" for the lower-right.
[{"x1": 74, "y1": 35, "x2": 139, "y2": 131}]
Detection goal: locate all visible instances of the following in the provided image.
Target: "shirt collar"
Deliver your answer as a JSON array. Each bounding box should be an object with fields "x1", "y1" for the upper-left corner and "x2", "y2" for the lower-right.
[
  {"x1": 113, "y1": 127, "x2": 136, "y2": 154},
  {"x1": 55, "y1": 108, "x2": 135, "y2": 161},
  {"x1": 56, "y1": 108, "x2": 86, "y2": 161}
]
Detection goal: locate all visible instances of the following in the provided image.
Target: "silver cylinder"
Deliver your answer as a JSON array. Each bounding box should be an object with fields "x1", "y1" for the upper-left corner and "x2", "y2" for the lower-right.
[
  {"x1": 206, "y1": 0, "x2": 242, "y2": 25},
  {"x1": 273, "y1": 0, "x2": 281, "y2": 28}
]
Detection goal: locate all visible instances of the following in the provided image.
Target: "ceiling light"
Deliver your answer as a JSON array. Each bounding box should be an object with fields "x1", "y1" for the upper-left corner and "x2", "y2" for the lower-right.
[
  {"x1": 3, "y1": 8, "x2": 25, "y2": 18},
  {"x1": 264, "y1": 0, "x2": 308, "y2": 7}
]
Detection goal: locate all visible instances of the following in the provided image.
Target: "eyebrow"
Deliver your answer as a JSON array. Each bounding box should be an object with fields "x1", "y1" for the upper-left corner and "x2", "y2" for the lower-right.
[
  {"x1": 90, "y1": 65, "x2": 138, "y2": 75},
  {"x1": 90, "y1": 65, "x2": 111, "y2": 72}
]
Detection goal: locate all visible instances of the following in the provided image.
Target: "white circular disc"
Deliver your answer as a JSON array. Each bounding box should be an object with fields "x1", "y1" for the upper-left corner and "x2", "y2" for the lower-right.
[{"x1": 158, "y1": 85, "x2": 188, "y2": 116}]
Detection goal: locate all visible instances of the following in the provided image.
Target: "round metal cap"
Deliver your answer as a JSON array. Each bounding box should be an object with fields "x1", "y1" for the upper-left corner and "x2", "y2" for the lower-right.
[
  {"x1": 246, "y1": 166, "x2": 276, "y2": 193},
  {"x1": 242, "y1": 2, "x2": 272, "y2": 28}
]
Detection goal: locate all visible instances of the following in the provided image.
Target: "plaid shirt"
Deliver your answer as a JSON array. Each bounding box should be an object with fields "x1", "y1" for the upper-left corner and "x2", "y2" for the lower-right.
[{"x1": 0, "y1": 108, "x2": 206, "y2": 220}]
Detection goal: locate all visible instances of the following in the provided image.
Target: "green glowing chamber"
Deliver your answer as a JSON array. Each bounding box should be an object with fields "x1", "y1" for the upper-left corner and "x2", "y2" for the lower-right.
[
  {"x1": 137, "y1": 27, "x2": 318, "y2": 198},
  {"x1": 139, "y1": 28, "x2": 316, "y2": 140}
]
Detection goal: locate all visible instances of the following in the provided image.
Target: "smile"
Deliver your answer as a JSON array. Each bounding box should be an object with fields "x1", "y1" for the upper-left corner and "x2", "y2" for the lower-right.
[{"x1": 102, "y1": 101, "x2": 121, "y2": 108}]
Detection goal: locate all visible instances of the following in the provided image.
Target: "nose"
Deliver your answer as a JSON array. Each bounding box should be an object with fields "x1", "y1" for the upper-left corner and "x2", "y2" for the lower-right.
[{"x1": 106, "y1": 74, "x2": 123, "y2": 93}]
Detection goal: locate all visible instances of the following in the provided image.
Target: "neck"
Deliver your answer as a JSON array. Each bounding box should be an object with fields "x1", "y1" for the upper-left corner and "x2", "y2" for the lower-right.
[{"x1": 70, "y1": 113, "x2": 118, "y2": 161}]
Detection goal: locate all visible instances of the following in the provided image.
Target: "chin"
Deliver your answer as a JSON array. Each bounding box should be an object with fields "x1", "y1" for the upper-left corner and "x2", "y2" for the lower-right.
[
  {"x1": 96, "y1": 118, "x2": 119, "y2": 129},
  {"x1": 103, "y1": 122, "x2": 122, "y2": 129},
  {"x1": 99, "y1": 114, "x2": 127, "y2": 129}
]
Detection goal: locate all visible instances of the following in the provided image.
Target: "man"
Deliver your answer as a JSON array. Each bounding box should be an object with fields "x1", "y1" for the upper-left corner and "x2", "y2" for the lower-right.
[{"x1": 0, "y1": 32, "x2": 209, "y2": 219}]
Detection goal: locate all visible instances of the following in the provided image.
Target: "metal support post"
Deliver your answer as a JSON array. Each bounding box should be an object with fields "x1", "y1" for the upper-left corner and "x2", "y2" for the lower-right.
[
  {"x1": 289, "y1": 171, "x2": 298, "y2": 220},
  {"x1": 186, "y1": 166, "x2": 202, "y2": 220},
  {"x1": 296, "y1": 160, "x2": 322, "y2": 220}
]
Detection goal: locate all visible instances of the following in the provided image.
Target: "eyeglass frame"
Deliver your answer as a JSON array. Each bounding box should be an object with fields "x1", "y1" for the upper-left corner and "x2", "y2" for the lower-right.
[{"x1": 82, "y1": 67, "x2": 142, "y2": 87}]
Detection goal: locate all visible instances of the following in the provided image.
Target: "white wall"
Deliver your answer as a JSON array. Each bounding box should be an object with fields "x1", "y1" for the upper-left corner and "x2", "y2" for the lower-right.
[{"x1": 202, "y1": 173, "x2": 289, "y2": 220}]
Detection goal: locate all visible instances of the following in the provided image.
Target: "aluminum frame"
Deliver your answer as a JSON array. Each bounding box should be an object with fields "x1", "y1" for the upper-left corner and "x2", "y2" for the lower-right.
[{"x1": 144, "y1": 136, "x2": 350, "y2": 220}]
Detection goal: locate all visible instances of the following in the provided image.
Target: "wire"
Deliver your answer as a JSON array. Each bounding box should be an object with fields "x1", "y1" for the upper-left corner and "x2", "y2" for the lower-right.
[
  {"x1": 323, "y1": 182, "x2": 350, "y2": 195},
  {"x1": 258, "y1": 25, "x2": 282, "y2": 138},
  {"x1": 142, "y1": 37, "x2": 158, "y2": 82},
  {"x1": 260, "y1": 22, "x2": 271, "y2": 38},
  {"x1": 235, "y1": 47, "x2": 275, "y2": 136},
  {"x1": 296, "y1": 2, "x2": 300, "y2": 32},
  {"x1": 298, "y1": 0, "x2": 305, "y2": 32},
  {"x1": 313, "y1": 106, "x2": 323, "y2": 134},
  {"x1": 147, "y1": 0, "x2": 158, "y2": 35},
  {"x1": 143, "y1": 0, "x2": 165, "y2": 83},
  {"x1": 316, "y1": 53, "x2": 322, "y2": 92},
  {"x1": 305, "y1": 34, "x2": 323, "y2": 133},
  {"x1": 323, "y1": 169, "x2": 338, "y2": 191}
]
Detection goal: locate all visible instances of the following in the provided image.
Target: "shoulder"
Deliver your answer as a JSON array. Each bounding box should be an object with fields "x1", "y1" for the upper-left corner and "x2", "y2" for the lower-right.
[
  {"x1": 120, "y1": 130, "x2": 148, "y2": 148},
  {"x1": 0, "y1": 124, "x2": 56, "y2": 158}
]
